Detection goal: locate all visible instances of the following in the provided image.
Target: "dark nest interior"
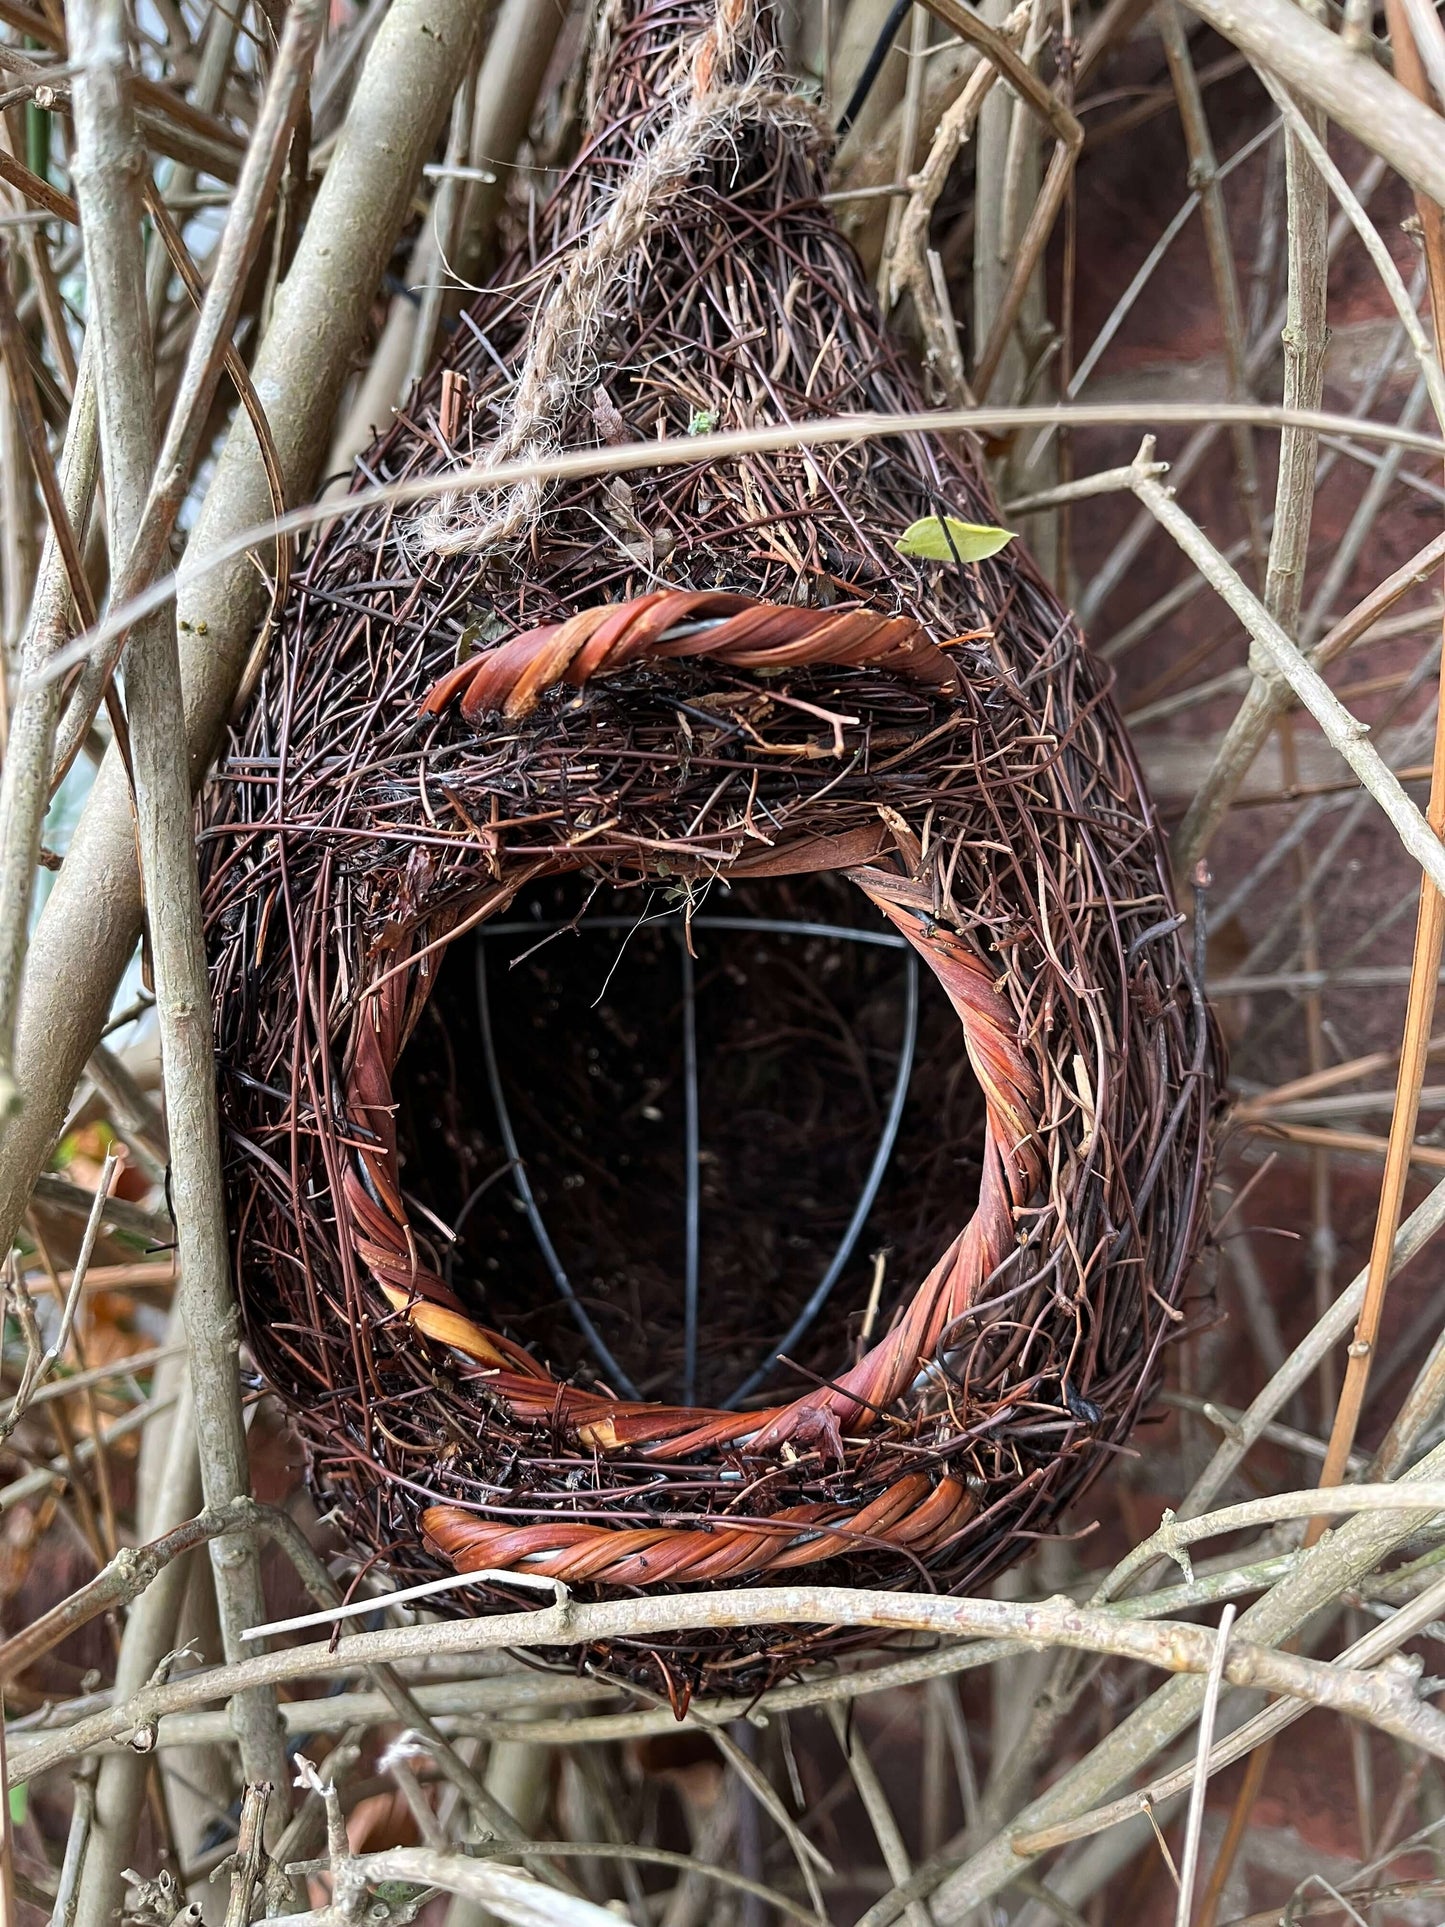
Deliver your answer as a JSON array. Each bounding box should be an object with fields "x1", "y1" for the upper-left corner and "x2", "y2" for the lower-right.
[{"x1": 394, "y1": 871, "x2": 985, "y2": 1415}]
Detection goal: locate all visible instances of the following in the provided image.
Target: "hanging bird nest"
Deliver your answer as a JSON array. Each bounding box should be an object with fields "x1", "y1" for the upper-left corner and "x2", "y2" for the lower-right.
[{"x1": 201, "y1": 0, "x2": 1221, "y2": 1699}]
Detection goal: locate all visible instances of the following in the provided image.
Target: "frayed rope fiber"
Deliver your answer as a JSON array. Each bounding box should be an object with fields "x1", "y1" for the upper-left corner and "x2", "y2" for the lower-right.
[{"x1": 413, "y1": 0, "x2": 815, "y2": 555}]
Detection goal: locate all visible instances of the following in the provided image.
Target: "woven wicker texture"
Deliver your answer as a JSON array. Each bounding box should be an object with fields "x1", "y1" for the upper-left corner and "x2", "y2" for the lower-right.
[{"x1": 201, "y1": 0, "x2": 1220, "y2": 1696}]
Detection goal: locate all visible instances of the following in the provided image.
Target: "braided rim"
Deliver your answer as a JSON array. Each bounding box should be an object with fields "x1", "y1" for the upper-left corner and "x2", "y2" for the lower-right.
[{"x1": 341, "y1": 590, "x2": 1045, "y2": 1590}]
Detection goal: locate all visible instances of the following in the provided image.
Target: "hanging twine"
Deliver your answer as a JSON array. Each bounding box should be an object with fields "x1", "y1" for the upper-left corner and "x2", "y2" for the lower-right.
[{"x1": 414, "y1": 0, "x2": 790, "y2": 556}]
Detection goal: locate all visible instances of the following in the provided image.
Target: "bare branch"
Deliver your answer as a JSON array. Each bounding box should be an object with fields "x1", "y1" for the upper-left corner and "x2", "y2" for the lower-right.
[
  {"x1": 1182, "y1": 0, "x2": 1445, "y2": 208},
  {"x1": 0, "y1": 0, "x2": 499, "y2": 1263},
  {"x1": 14, "y1": 1572, "x2": 1445, "y2": 1790},
  {"x1": 1127, "y1": 439, "x2": 1445, "y2": 898}
]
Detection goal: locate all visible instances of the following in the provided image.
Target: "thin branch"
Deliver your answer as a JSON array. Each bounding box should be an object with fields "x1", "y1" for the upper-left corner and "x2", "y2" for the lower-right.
[
  {"x1": 1099, "y1": 1482, "x2": 1445, "y2": 1604},
  {"x1": 923, "y1": 1429, "x2": 1445, "y2": 1920},
  {"x1": 1181, "y1": 0, "x2": 1445, "y2": 209},
  {"x1": 1199, "y1": 60, "x2": 1337, "y2": 1903},
  {"x1": 84, "y1": 1040, "x2": 168, "y2": 1169},
  {"x1": 328, "y1": 1846, "x2": 627, "y2": 1927},
  {"x1": 0, "y1": 147, "x2": 78, "y2": 225},
  {"x1": 1261, "y1": 59, "x2": 1330, "y2": 646},
  {"x1": 1309, "y1": 0, "x2": 1445, "y2": 1509},
  {"x1": 0, "y1": 1495, "x2": 261, "y2": 1680},
  {"x1": 67, "y1": 0, "x2": 288, "y2": 1832},
  {"x1": 13, "y1": 1575, "x2": 1445, "y2": 1790},
  {"x1": 453, "y1": 1838, "x2": 818, "y2": 1926},
  {"x1": 404, "y1": 65, "x2": 475, "y2": 395},
  {"x1": 0, "y1": 1149, "x2": 117, "y2": 1448},
  {"x1": 1079, "y1": 153, "x2": 1390, "y2": 628},
  {"x1": 0, "y1": 0, "x2": 500, "y2": 1269},
  {"x1": 1156, "y1": 0, "x2": 1266, "y2": 579},
  {"x1": 26, "y1": 401, "x2": 1445, "y2": 708},
  {"x1": 65, "y1": 1363, "x2": 198, "y2": 1927},
  {"x1": 1011, "y1": 1562, "x2": 1445, "y2": 1861},
  {"x1": 122, "y1": 1552, "x2": 1321, "y2": 1755},
  {"x1": 886, "y1": 13, "x2": 1015, "y2": 399},
  {"x1": 47, "y1": 1766, "x2": 93, "y2": 1927},
  {"x1": 1180, "y1": 1171, "x2": 1445, "y2": 1523},
  {"x1": 29, "y1": 1172, "x2": 170, "y2": 1246},
  {"x1": 0, "y1": 1343, "x2": 180, "y2": 1429},
  {"x1": 1175, "y1": 1606, "x2": 1237, "y2": 1927},
  {"x1": 1258, "y1": 71, "x2": 1445, "y2": 435},
  {"x1": 1004, "y1": 458, "x2": 1169, "y2": 517},
  {"x1": 827, "y1": 1703, "x2": 930, "y2": 1927},
  {"x1": 1126, "y1": 438, "x2": 1445, "y2": 899},
  {"x1": 223, "y1": 1784, "x2": 272, "y2": 1927},
  {"x1": 1175, "y1": 403, "x2": 1440, "y2": 872},
  {"x1": 52, "y1": 0, "x2": 326, "y2": 781},
  {"x1": 0, "y1": 241, "x2": 94, "y2": 630},
  {"x1": 0, "y1": 339, "x2": 97, "y2": 1115}
]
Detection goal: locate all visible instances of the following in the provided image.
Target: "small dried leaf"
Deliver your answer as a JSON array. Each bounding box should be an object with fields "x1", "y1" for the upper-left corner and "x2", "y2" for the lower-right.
[{"x1": 895, "y1": 515, "x2": 1017, "y2": 563}]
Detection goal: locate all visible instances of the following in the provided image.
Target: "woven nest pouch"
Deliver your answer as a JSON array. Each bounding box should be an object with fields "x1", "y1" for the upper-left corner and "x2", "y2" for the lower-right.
[{"x1": 202, "y1": 0, "x2": 1222, "y2": 1697}]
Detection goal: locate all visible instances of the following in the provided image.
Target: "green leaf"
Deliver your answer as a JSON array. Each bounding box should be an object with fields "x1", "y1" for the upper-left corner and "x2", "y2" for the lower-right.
[
  {"x1": 454, "y1": 614, "x2": 506, "y2": 665},
  {"x1": 895, "y1": 515, "x2": 1017, "y2": 563},
  {"x1": 9, "y1": 1783, "x2": 26, "y2": 1827}
]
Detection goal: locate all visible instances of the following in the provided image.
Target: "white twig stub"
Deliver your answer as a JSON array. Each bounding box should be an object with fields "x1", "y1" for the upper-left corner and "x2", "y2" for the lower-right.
[{"x1": 1174, "y1": 1605, "x2": 1236, "y2": 1927}]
